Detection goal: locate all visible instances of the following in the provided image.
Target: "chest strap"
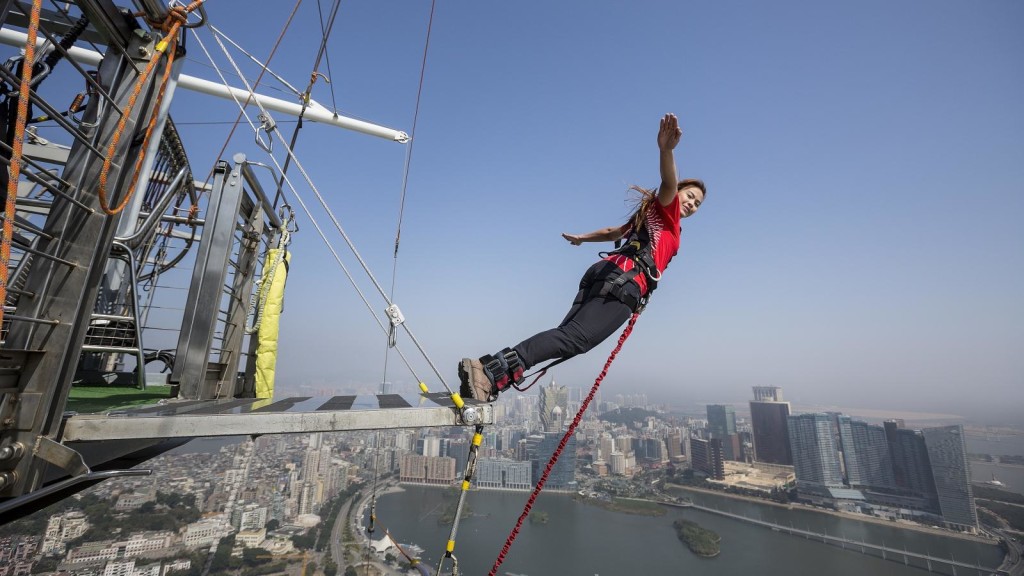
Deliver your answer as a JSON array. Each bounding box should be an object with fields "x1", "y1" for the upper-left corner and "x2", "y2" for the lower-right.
[{"x1": 597, "y1": 228, "x2": 660, "y2": 310}]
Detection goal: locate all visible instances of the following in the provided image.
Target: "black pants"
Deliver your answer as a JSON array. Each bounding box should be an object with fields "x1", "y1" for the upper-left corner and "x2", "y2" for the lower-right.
[{"x1": 512, "y1": 260, "x2": 639, "y2": 370}]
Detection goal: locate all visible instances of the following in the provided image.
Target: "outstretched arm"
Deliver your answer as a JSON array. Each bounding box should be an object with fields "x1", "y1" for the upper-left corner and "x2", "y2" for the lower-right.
[
  {"x1": 657, "y1": 113, "x2": 681, "y2": 207},
  {"x1": 562, "y1": 226, "x2": 626, "y2": 246}
]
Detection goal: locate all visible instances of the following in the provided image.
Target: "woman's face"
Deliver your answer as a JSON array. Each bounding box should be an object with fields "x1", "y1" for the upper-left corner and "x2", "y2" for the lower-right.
[{"x1": 679, "y1": 185, "x2": 705, "y2": 219}]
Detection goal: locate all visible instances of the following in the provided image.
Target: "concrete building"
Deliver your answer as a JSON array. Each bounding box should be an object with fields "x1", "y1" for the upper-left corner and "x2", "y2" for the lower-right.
[
  {"x1": 239, "y1": 505, "x2": 268, "y2": 532},
  {"x1": 183, "y1": 517, "x2": 231, "y2": 549},
  {"x1": 665, "y1": 431, "x2": 684, "y2": 461},
  {"x1": 476, "y1": 458, "x2": 533, "y2": 490},
  {"x1": 41, "y1": 511, "x2": 89, "y2": 556},
  {"x1": 399, "y1": 454, "x2": 457, "y2": 485},
  {"x1": 690, "y1": 437, "x2": 725, "y2": 480},
  {"x1": 749, "y1": 387, "x2": 792, "y2": 465},
  {"x1": 236, "y1": 529, "x2": 267, "y2": 548}
]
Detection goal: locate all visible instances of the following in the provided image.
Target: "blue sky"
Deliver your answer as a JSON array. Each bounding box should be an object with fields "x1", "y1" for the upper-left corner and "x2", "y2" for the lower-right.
[{"x1": 162, "y1": 1, "x2": 1022, "y2": 423}]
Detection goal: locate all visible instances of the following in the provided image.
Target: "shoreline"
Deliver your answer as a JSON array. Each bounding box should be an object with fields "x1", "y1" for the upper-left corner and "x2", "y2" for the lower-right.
[
  {"x1": 378, "y1": 481, "x2": 999, "y2": 546},
  {"x1": 665, "y1": 484, "x2": 996, "y2": 544},
  {"x1": 971, "y1": 460, "x2": 1024, "y2": 470}
]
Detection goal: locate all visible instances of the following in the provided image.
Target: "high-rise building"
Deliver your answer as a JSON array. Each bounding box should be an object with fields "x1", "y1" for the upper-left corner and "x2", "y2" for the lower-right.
[
  {"x1": 665, "y1": 431, "x2": 684, "y2": 461},
  {"x1": 707, "y1": 404, "x2": 740, "y2": 460},
  {"x1": 422, "y1": 436, "x2": 441, "y2": 457},
  {"x1": 750, "y1": 387, "x2": 792, "y2": 465},
  {"x1": 884, "y1": 421, "x2": 937, "y2": 499},
  {"x1": 838, "y1": 417, "x2": 896, "y2": 491},
  {"x1": 690, "y1": 437, "x2": 725, "y2": 480},
  {"x1": 447, "y1": 438, "x2": 471, "y2": 473},
  {"x1": 788, "y1": 413, "x2": 843, "y2": 489},
  {"x1": 922, "y1": 425, "x2": 977, "y2": 531},
  {"x1": 527, "y1": 433, "x2": 576, "y2": 489},
  {"x1": 707, "y1": 404, "x2": 737, "y2": 437},
  {"x1": 540, "y1": 380, "x2": 569, "y2": 432}
]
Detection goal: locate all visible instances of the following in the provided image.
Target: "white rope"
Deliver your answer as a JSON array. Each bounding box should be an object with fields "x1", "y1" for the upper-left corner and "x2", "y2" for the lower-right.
[{"x1": 191, "y1": 27, "x2": 443, "y2": 391}]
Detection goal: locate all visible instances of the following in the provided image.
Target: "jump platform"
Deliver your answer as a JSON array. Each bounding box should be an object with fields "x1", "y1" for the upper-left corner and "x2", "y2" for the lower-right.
[{"x1": 61, "y1": 392, "x2": 493, "y2": 442}]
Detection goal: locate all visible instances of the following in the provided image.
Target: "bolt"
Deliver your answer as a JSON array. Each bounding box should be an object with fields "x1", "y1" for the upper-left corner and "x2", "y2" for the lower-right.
[
  {"x1": 137, "y1": 46, "x2": 150, "y2": 58},
  {"x1": 0, "y1": 471, "x2": 15, "y2": 491},
  {"x1": 461, "y1": 407, "x2": 480, "y2": 425},
  {"x1": 0, "y1": 442, "x2": 24, "y2": 462}
]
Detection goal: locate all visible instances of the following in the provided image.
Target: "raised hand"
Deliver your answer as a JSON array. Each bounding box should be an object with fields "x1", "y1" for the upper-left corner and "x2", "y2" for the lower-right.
[{"x1": 657, "y1": 113, "x2": 682, "y2": 151}]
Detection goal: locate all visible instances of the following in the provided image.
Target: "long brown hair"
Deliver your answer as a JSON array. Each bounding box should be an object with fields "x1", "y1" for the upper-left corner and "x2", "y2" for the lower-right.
[{"x1": 626, "y1": 179, "x2": 707, "y2": 231}]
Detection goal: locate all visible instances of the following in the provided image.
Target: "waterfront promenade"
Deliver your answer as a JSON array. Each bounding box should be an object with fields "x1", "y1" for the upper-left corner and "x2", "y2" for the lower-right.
[
  {"x1": 663, "y1": 483, "x2": 1023, "y2": 573},
  {"x1": 656, "y1": 499, "x2": 1000, "y2": 575},
  {"x1": 667, "y1": 483, "x2": 996, "y2": 544}
]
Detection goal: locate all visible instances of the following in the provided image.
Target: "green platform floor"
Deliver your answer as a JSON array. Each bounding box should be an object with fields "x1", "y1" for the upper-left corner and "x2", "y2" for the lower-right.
[{"x1": 66, "y1": 385, "x2": 175, "y2": 414}]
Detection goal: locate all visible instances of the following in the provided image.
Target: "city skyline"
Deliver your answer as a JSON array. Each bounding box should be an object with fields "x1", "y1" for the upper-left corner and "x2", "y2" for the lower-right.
[{"x1": 3, "y1": 384, "x2": 1018, "y2": 575}]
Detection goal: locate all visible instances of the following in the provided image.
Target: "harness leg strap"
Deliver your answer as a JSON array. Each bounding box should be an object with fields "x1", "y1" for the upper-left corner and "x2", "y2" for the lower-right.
[
  {"x1": 501, "y1": 347, "x2": 525, "y2": 386},
  {"x1": 480, "y1": 347, "x2": 525, "y2": 392}
]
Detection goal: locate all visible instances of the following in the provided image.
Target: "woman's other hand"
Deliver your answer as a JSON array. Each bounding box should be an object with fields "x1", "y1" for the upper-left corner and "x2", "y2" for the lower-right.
[{"x1": 562, "y1": 233, "x2": 583, "y2": 246}]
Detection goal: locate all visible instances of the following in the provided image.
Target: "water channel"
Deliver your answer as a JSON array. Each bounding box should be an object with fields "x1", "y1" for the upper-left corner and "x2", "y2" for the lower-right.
[{"x1": 372, "y1": 485, "x2": 1004, "y2": 575}]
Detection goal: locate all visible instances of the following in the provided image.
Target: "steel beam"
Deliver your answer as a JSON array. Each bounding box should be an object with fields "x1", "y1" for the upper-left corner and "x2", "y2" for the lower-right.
[{"x1": 62, "y1": 405, "x2": 494, "y2": 441}]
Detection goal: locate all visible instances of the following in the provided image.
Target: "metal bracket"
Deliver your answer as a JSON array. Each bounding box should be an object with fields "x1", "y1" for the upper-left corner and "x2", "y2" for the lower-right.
[
  {"x1": 256, "y1": 113, "x2": 276, "y2": 152},
  {"x1": 385, "y1": 304, "x2": 404, "y2": 348},
  {"x1": 34, "y1": 437, "x2": 90, "y2": 477}
]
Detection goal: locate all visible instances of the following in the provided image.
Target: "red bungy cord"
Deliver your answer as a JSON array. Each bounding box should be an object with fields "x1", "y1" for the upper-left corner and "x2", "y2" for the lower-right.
[{"x1": 487, "y1": 312, "x2": 640, "y2": 576}]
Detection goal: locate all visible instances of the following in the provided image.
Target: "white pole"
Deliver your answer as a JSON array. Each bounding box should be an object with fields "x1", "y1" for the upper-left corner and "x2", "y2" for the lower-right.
[{"x1": 0, "y1": 28, "x2": 409, "y2": 143}]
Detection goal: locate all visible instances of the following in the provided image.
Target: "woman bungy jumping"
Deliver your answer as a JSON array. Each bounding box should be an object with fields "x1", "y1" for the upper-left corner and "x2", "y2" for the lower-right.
[{"x1": 459, "y1": 113, "x2": 707, "y2": 401}]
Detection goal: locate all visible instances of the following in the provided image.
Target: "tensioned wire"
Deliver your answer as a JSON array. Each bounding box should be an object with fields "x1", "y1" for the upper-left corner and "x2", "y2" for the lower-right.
[
  {"x1": 312, "y1": 0, "x2": 341, "y2": 112},
  {"x1": 198, "y1": 0, "x2": 303, "y2": 193},
  {"x1": 191, "y1": 27, "x2": 425, "y2": 386},
  {"x1": 371, "y1": 0, "x2": 437, "y2": 565},
  {"x1": 190, "y1": 25, "x2": 451, "y2": 392}
]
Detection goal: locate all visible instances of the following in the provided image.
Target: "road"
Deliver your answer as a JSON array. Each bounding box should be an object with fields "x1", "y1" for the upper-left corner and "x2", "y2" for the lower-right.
[
  {"x1": 330, "y1": 482, "x2": 406, "y2": 576},
  {"x1": 993, "y1": 528, "x2": 1023, "y2": 576}
]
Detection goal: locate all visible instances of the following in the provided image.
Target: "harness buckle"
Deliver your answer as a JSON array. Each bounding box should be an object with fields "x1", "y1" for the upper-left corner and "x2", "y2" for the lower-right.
[{"x1": 480, "y1": 354, "x2": 510, "y2": 391}]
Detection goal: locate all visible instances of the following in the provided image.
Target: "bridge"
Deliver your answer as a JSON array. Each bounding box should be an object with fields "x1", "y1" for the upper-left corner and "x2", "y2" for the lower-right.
[{"x1": 658, "y1": 499, "x2": 1005, "y2": 575}]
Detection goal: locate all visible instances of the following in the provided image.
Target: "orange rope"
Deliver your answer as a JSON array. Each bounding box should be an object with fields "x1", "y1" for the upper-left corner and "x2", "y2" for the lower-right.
[
  {"x1": 0, "y1": 0, "x2": 44, "y2": 330},
  {"x1": 96, "y1": 1, "x2": 205, "y2": 216}
]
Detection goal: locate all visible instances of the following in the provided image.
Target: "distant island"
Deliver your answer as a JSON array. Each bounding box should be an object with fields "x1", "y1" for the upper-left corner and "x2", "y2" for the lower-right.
[{"x1": 674, "y1": 519, "x2": 721, "y2": 558}]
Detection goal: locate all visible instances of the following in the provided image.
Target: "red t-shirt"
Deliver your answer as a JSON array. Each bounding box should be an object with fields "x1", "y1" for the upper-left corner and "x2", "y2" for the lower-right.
[{"x1": 603, "y1": 194, "x2": 681, "y2": 295}]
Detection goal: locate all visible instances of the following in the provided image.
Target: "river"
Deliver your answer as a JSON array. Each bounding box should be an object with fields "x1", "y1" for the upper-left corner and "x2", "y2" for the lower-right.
[{"x1": 371, "y1": 485, "x2": 1004, "y2": 576}]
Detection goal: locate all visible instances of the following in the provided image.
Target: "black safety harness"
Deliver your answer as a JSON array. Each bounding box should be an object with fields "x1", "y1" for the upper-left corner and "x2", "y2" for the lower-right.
[
  {"x1": 480, "y1": 225, "x2": 661, "y2": 395},
  {"x1": 594, "y1": 224, "x2": 661, "y2": 312}
]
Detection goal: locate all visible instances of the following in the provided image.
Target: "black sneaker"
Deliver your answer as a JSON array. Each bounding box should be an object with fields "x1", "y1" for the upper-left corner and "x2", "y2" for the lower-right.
[{"x1": 459, "y1": 358, "x2": 496, "y2": 402}]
